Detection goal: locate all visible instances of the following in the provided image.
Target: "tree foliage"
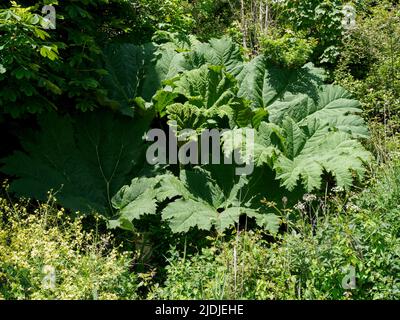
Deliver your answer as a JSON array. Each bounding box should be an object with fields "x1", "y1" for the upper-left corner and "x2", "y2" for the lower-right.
[{"x1": 0, "y1": 0, "x2": 194, "y2": 118}]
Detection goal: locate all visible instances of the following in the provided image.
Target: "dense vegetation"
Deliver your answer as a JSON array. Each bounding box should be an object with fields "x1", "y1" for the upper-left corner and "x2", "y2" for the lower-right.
[{"x1": 0, "y1": 0, "x2": 399, "y2": 300}]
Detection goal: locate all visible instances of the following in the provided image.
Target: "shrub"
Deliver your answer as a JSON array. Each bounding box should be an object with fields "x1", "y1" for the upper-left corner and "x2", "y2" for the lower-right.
[
  {"x1": 260, "y1": 31, "x2": 317, "y2": 69},
  {"x1": 2, "y1": 36, "x2": 372, "y2": 235},
  {"x1": 276, "y1": 0, "x2": 345, "y2": 65},
  {"x1": 334, "y1": 2, "x2": 400, "y2": 130},
  {"x1": 0, "y1": 192, "x2": 138, "y2": 300}
]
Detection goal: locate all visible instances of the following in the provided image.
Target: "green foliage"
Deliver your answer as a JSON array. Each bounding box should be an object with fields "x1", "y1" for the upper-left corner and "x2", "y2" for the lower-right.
[
  {"x1": 0, "y1": 32, "x2": 371, "y2": 236},
  {"x1": 164, "y1": 65, "x2": 246, "y2": 131},
  {"x1": 1, "y1": 111, "x2": 150, "y2": 216},
  {"x1": 0, "y1": 0, "x2": 398, "y2": 302},
  {"x1": 190, "y1": 0, "x2": 347, "y2": 66},
  {"x1": 110, "y1": 167, "x2": 281, "y2": 234},
  {"x1": 189, "y1": 0, "x2": 236, "y2": 40},
  {"x1": 101, "y1": 34, "x2": 245, "y2": 117},
  {"x1": 150, "y1": 161, "x2": 400, "y2": 300},
  {"x1": 186, "y1": 36, "x2": 244, "y2": 76},
  {"x1": 227, "y1": 121, "x2": 371, "y2": 194},
  {"x1": 237, "y1": 57, "x2": 326, "y2": 109},
  {"x1": 0, "y1": 3, "x2": 60, "y2": 117},
  {"x1": 264, "y1": 84, "x2": 371, "y2": 192},
  {"x1": 102, "y1": 42, "x2": 157, "y2": 116},
  {"x1": 334, "y1": 2, "x2": 400, "y2": 131},
  {"x1": 260, "y1": 31, "x2": 317, "y2": 68},
  {"x1": 101, "y1": 35, "x2": 245, "y2": 117},
  {"x1": 274, "y1": 125, "x2": 371, "y2": 191},
  {"x1": 132, "y1": 0, "x2": 194, "y2": 35},
  {"x1": 0, "y1": 196, "x2": 138, "y2": 300},
  {"x1": 100, "y1": 35, "x2": 371, "y2": 235},
  {"x1": 102, "y1": 41, "x2": 189, "y2": 116},
  {"x1": 278, "y1": 0, "x2": 345, "y2": 65},
  {"x1": 234, "y1": 72, "x2": 371, "y2": 192},
  {"x1": 0, "y1": 0, "x2": 195, "y2": 118}
]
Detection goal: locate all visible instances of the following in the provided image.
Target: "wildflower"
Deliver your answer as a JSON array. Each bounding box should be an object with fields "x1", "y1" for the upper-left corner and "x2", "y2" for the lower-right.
[
  {"x1": 294, "y1": 201, "x2": 306, "y2": 212},
  {"x1": 345, "y1": 203, "x2": 361, "y2": 212},
  {"x1": 303, "y1": 194, "x2": 317, "y2": 202}
]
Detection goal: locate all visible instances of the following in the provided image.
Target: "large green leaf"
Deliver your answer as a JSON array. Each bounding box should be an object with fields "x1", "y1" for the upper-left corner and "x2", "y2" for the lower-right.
[
  {"x1": 274, "y1": 119, "x2": 372, "y2": 192},
  {"x1": 157, "y1": 168, "x2": 245, "y2": 233},
  {"x1": 240, "y1": 84, "x2": 372, "y2": 191},
  {"x1": 102, "y1": 43, "x2": 155, "y2": 116},
  {"x1": 185, "y1": 36, "x2": 244, "y2": 76},
  {"x1": 164, "y1": 65, "x2": 249, "y2": 131},
  {"x1": 1, "y1": 111, "x2": 150, "y2": 216},
  {"x1": 222, "y1": 123, "x2": 282, "y2": 168},
  {"x1": 268, "y1": 85, "x2": 369, "y2": 138},
  {"x1": 237, "y1": 56, "x2": 326, "y2": 109},
  {"x1": 109, "y1": 176, "x2": 161, "y2": 231},
  {"x1": 103, "y1": 36, "x2": 373, "y2": 236},
  {"x1": 102, "y1": 42, "x2": 185, "y2": 116},
  {"x1": 110, "y1": 166, "x2": 281, "y2": 234},
  {"x1": 171, "y1": 65, "x2": 237, "y2": 110},
  {"x1": 225, "y1": 109, "x2": 371, "y2": 193}
]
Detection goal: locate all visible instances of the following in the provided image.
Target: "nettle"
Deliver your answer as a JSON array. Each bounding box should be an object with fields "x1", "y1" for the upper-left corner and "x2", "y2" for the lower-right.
[{"x1": 2, "y1": 35, "x2": 372, "y2": 234}]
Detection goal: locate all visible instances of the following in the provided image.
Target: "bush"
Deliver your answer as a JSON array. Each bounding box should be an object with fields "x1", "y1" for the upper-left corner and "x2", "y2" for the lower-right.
[
  {"x1": 277, "y1": 0, "x2": 345, "y2": 65},
  {"x1": 151, "y1": 161, "x2": 400, "y2": 300},
  {"x1": 0, "y1": 192, "x2": 138, "y2": 300},
  {"x1": 260, "y1": 31, "x2": 317, "y2": 68},
  {"x1": 334, "y1": 2, "x2": 400, "y2": 130}
]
